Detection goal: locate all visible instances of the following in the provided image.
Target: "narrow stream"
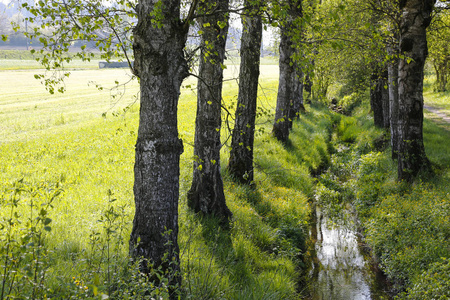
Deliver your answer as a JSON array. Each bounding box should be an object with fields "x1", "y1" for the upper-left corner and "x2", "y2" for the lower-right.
[{"x1": 307, "y1": 205, "x2": 391, "y2": 300}]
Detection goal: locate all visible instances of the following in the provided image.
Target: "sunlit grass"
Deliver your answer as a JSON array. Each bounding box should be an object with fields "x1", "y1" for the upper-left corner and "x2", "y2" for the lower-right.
[
  {"x1": 424, "y1": 74, "x2": 450, "y2": 115},
  {"x1": 325, "y1": 96, "x2": 450, "y2": 296},
  {"x1": 0, "y1": 63, "x2": 335, "y2": 298}
]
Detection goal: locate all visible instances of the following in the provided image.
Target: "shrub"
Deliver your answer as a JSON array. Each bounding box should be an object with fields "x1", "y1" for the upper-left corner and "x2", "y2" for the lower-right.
[
  {"x1": 354, "y1": 151, "x2": 396, "y2": 211},
  {"x1": 337, "y1": 116, "x2": 359, "y2": 143},
  {"x1": 365, "y1": 186, "x2": 450, "y2": 291},
  {"x1": 340, "y1": 92, "x2": 363, "y2": 115},
  {"x1": 405, "y1": 258, "x2": 450, "y2": 300}
]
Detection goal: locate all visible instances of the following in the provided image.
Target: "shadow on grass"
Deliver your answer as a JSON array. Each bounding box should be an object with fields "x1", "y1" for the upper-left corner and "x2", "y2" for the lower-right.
[{"x1": 198, "y1": 215, "x2": 254, "y2": 285}]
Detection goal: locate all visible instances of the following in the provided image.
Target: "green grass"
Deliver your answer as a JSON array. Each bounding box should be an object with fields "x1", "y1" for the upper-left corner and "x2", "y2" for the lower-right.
[
  {"x1": 316, "y1": 95, "x2": 450, "y2": 297},
  {"x1": 424, "y1": 74, "x2": 450, "y2": 115},
  {"x1": 0, "y1": 66, "x2": 333, "y2": 299},
  {"x1": 0, "y1": 50, "x2": 105, "y2": 70},
  {"x1": 0, "y1": 59, "x2": 102, "y2": 70},
  {"x1": 0, "y1": 50, "x2": 280, "y2": 71}
]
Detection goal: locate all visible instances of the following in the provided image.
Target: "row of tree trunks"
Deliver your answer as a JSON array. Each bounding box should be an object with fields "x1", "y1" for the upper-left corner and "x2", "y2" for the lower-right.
[
  {"x1": 130, "y1": 0, "x2": 189, "y2": 292},
  {"x1": 433, "y1": 57, "x2": 449, "y2": 92},
  {"x1": 273, "y1": 0, "x2": 303, "y2": 143},
  {"x1": 187, "y1": 0, "x2": 232, "y2": 219},
  {"x1": 228, "y1": 1, "x2": 263, "y2": 185},
  {"x1": 128, "y1": 0, "x2": 436, "y2": 293},
  {"x1": 374, "y1": 0, "x2": 435, "y2": 181}
]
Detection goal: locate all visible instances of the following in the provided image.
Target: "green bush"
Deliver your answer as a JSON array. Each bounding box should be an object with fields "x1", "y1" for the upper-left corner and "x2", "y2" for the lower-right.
[
  {"x1": 337, "y1": 116, "x2": 359, "y2": 143},
  {"x1": 365, "y1": 186, "x2": 450, "y2": 291},
  {"x1": 340, "y1": 92, "x2": 363, "y2": 115},
  {"x1": 354, "y1": 151, "x2": 396, "y2": 212},
  {"x1": 405, "y1": 258, "x2": 450, "y2": 300},
  {"x1": 314, "y1": 182, "x2": 343, "y2": 219}
]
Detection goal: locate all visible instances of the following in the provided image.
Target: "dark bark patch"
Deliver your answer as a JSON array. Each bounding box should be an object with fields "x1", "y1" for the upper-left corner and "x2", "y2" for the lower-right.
[
  {"x1": 410, "y1": 100, "x2": 422, "y2": 119},
  {"x1": 400, "y1": 37, "x2": 414, "y2": 52}
]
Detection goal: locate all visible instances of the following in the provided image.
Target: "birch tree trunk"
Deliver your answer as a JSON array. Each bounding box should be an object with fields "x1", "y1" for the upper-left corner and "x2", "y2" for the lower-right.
[
  {"x1": 228, "y1": 3, "x2": 262, "y2": 185},
  {"x1": 397, "y1": 0, "x2": 435, "y2": 181},
  {"x1": 273, "y1": 0, "x2": 302, "y2": 143},
  {"x1": 129, "y1": 0, "x2": 188, "y2": 291},
  {"x1": 381, "y1": 70, "x2": 390, "y2": 129},
  {"x1": 187, "y1": 0, "x2": 232, "y2": 219},
  {"x1": 273, "y1": 24, "x2": 295, "y2": 143},
  {"x1": 388, "y1": 50, "x2": 400, "y2": 159},
  {"x1": 290, "y1": 67, "x2": 305, "y2": 125}
]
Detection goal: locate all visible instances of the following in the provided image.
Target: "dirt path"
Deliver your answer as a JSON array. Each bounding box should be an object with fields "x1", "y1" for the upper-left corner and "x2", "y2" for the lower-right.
[{"x1": 424, "y1": 104, "x2": 450, "y2": 124}]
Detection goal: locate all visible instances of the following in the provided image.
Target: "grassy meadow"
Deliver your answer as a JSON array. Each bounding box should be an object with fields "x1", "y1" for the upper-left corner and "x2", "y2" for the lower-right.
[
  {"x1": 0, "y1": 60, "x2": 334, "y2": 299},
  {"x1": 1, "y1": 52, "x2": 449, "y2": 299}
]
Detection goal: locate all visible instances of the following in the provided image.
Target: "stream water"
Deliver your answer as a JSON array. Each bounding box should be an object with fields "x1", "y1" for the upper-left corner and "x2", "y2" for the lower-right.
[{"x1": 307, "y1": 205, "x2": 391, "y2": 300}]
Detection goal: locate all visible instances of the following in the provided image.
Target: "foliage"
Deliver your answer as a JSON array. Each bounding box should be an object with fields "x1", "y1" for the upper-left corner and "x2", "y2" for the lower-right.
[
  {"x1": 298, "y1": 0, "x2": 385, "y2": 103},
  {"x1": 353, "y1": 151, "x2": 397, "y2": 213},
  {"x1": 0, "y1": 180, "x2": 61, "y2": 299},
  {"x1": 366, "y1": 186, "x2": 450, "y2": 292},
  {"x1": 15, "y1": 0, "x2": 137, "y2": 93},
  {"x1": 316, "y1": 94, "x2": 450, "y2": 297},
  {"x1": 428, "y1": 8, "x2": 450, "y2": 92},
  {"x1": 336, "y1": 115, "x2": 359, "y2": 143},
  {"x1": 404, "y1": 258, "x2": 450, "y2": 300},
  {"x1": 339, "y1": 92, "x2": 364, "y2": 115},
  {"x1": 0, "y1": 180, "x2": 182, "y2": 299}
]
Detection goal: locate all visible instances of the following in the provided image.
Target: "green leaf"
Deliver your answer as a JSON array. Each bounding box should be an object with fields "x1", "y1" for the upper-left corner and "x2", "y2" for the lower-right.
[{"x1": 217, "y1": 21, "x2": 227, "y2": 29}]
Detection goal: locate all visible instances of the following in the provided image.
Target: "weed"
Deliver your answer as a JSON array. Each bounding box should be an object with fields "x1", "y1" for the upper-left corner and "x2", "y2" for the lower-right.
[{"x1": 0, "y1": 179, "x2": 62, "y2": 299}]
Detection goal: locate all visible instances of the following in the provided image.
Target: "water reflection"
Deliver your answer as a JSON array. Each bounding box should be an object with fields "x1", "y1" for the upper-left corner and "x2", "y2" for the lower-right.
[{"x1": 308, "y1": 206, "x2": 389, "y2": 300}]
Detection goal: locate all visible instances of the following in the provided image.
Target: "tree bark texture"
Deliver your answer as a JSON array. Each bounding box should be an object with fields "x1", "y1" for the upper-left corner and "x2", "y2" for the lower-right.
[
  {"x1": 129, "y1": 0, "x2": 188, "y2": 290},
  {"x1": 381, "y1": 70, "x2": 390, "y2": 129},
  {"x1": 273, "y1": 0, "x2": 302, "y2": 143},
  {"x1": 291, "y1": 67, "x2": 305, "y2": 124},
  {"x1": 370, "y1": 70, "x2": 389, "y2": 128},
  {"x1": 187, "y1": 0, "x2": 232, "y2": 219},
  {"x1": 397, "y1": 0, "x2": 435, "y2": 181},
  {"x1": 228, "y1": 3, "x2": 262, "y2": 185},
  {"x1": 388, "y1": 52, "x2": 400, "y2": 159}
]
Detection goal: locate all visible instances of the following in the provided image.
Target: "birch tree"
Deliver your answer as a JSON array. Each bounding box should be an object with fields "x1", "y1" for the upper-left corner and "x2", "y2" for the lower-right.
[
  {"x1": 397, "y1": 0, "x2": 435, "y2": 181},
  {"x1": 228, "y1": 0, "x2": 263, "y2": 185},
  {"x1": 187, "y1": 0, "x2": 233, "y2": 219}
]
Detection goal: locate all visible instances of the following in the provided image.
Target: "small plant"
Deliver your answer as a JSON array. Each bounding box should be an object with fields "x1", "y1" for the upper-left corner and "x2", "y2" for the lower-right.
[{"x1": 0, "y1": 179, "x2": 62, "y2": 299}]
